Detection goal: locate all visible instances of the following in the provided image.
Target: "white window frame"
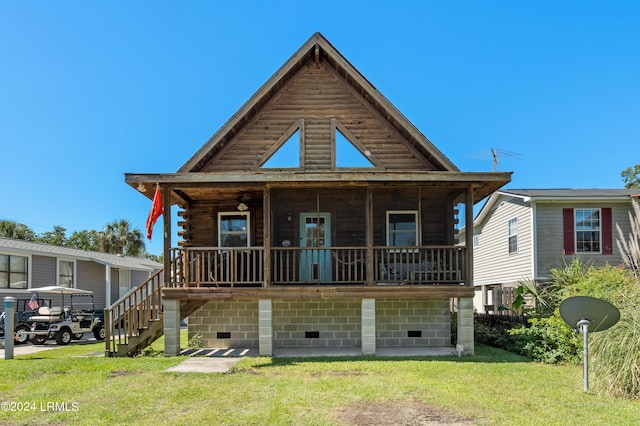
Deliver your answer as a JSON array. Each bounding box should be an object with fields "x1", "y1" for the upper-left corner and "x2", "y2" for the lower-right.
[
  {"x1": 218, "y1": 212, "x2": 250, "y2": 247},
  {"x1": 386, "y1": 210, "x2": 418, "y2": 247},
  {"x1": 57, "y1": 259, "x2": 76, "y2": 288},
  {"x1": 508, "y1": 218, "x2": 518, "y2": 254},
  {"x1": 575, "y1": 208, "x2": 601, "y2": 253},
  {"x1": 473, "y1": 234, "x2": 480, "y2": 248}
]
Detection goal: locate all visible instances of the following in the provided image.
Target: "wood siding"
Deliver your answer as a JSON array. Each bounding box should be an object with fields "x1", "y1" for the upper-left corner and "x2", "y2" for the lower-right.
[
  {"x1": 179, "y1": 187, "x2": 455, "y2": 249},
  {"x1": 200, "y1": 62, "x2": 426, "y2": 172},
  {"x1": 473, "y1": 195, "x2": 533, "y2": 287}
]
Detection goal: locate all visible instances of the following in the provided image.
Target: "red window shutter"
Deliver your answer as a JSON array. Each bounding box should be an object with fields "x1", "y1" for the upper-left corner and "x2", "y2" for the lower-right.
[
  {"x1": 563, "y1": 208, "x2": 575, "y2": 255},
  {"x1": 602, "y1": 207, "x2": 613, "y2": 254}
]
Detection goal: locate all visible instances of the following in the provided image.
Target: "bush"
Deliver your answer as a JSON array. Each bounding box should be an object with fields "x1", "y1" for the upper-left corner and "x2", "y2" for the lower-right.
[
  {"x1": 591, "y1": 307, "x2": 640, "y2": 399},
  {"x1": 507, "y1": 314, "x2": 582, "y2": 364},
  {"x1": 473, "y1": 314, "x2": 524, "y2": 351}
]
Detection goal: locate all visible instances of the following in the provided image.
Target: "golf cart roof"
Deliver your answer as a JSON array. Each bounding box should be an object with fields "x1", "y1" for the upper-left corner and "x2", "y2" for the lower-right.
[{"x1": 28, "y1": 286, "x2": 94, "y2": 296}]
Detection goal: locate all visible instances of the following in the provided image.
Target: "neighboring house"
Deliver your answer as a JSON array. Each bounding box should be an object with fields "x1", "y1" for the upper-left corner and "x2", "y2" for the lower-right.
[
  {"x1": 470, "y1": 189, "x2": 639, "y2": 313},
  {"x1": 0, "y1": 237, "x2": 162, "y2": 310},
  {"x1": 113, "y1": 33, "x2": 510, "y2": 357}
]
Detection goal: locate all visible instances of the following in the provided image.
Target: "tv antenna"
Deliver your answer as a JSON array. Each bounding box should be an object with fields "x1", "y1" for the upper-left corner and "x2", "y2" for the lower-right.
[
  {"x1": 559, "y1": 296, "x2": 620, "y2": 392},
  {"x1": 465, "y1": 148, "x2": 521, "y2": 171}
]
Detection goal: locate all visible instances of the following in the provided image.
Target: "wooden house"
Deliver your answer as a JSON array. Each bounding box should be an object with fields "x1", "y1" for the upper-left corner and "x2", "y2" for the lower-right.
[
  {"x1": 110, "y1": 33, "x2": 511, "y2": 357},
  {"x1": 470, "y1": 189, "x2": 639, "y2": 313}
]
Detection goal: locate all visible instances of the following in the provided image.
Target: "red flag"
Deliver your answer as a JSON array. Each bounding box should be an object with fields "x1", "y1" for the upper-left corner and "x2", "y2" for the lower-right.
[{"x1": 146, "y1": 186, "x2": 163, "y2": 240}]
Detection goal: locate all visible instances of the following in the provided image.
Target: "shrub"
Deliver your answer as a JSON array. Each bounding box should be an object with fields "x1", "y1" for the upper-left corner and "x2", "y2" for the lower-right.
[
  {"x1": 591, "y1": 307, "x2": 640, "y2": 399},
  {"x1": 473, "y1": 313, "x2": 527, "y2": 350},
  {"x1": 507, "y1": 314, "x2": 582, "y2": 364}
]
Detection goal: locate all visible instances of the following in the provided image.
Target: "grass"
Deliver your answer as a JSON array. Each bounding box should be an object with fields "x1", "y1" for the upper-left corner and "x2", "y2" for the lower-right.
[{"x1": 1, "y1": 335, "x2": 639, "y2": 425}]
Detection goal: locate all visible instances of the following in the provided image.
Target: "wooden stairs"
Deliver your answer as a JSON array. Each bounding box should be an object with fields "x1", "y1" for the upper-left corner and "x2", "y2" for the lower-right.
[{"x1": 104, "y1": 269, "x2": 206, "y2": 357}]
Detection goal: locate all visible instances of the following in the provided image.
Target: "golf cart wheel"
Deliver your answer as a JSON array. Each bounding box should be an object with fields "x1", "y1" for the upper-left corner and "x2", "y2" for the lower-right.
[
  {"x1": 93, "y1": 326, "x2": 105, "y2": 340},
  {"x1": 30, "y1": 335, "x2": 47, "y2": 345},
  {"x1": 55, "y1": 329, "x2": 72, "y2": 345},
  {"x1": 72, "y1": 333, "x2": 84, "y2": 340},
  {"x1": 14, "y1": 324, "x2": 30, "y2": 345}
]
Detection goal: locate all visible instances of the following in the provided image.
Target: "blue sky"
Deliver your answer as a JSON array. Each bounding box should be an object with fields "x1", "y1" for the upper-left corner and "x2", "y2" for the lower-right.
[{"x1": 1, "y1": 1, "x2": 639, "y2": 255}]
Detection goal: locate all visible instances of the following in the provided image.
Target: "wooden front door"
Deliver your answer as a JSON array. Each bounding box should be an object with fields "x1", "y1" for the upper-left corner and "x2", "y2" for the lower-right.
[{"x1": 300, "y1": 212, "x2": 331, "y2": 282}]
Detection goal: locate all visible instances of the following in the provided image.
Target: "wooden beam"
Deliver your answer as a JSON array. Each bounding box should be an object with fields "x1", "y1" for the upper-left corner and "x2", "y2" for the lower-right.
[
  {"x1": 162, "y1": 186, "x2": 171, "y2": 287},
  {"x1": 264, "y1": 185, "x2": 271, "y2": 287},
  {"x1": 162, "y1": 285, "x2": 474, "y2": 301},
  {"x1": 465, "y1": 185, "x2": 474, "y2": 286}
]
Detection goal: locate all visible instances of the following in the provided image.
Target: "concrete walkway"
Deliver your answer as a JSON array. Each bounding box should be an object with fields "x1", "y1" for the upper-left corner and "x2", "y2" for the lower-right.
[
  {"x1": 0, "y1": 342, "x2": 59, "y2": 358},
  {"x1": 166, "y1": 346, "x2": 458, "y2": 373}
]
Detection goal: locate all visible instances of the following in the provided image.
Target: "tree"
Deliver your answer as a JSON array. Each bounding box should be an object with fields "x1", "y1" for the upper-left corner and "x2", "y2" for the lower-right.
[
  {"x1": 67, "y1": 229, "x2": 102, "y2": 251},
  {"x1": 100, "y1": 219, "x2": 145, "y2": 256},
  {"x1": 0, "y1": 219, "x2": 37, "y2": 241},
  {"x1": 621, "y1": 165, "x2": 640, "y2": 189},
  {"x1": 38, "y1": 225, "x2": 68, "y2": 246}
]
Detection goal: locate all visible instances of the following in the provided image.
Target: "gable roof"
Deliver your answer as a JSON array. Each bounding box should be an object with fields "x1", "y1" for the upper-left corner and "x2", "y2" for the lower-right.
[
  {"x1": 0, "y1": 237, "x2": 162, "y2": 271},
  {"x1": 178, "y1": 32, "x2": 458, "y2": 173},
  {"x1": 474, "y1": 188, "x2": 640, "y2": 225}
]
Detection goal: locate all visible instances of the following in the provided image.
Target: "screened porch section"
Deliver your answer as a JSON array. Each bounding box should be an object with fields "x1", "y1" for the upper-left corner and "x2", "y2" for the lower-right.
[
  {"x1": 168, "y1": 186, "x2": 468, "y2": 287},
  {"x1": 169, "y1": 246, "x2": 466, "y2": 287}
]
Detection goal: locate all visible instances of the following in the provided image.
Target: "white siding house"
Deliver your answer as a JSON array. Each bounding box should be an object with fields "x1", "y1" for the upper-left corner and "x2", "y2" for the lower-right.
[{"x1": 471, "y1": 189, "x2": 638, "y2": 313}]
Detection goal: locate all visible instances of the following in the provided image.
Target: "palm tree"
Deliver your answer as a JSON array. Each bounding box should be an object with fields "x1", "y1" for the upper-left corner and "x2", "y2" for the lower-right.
[
  {"x1": 0, "y1": 219, "x2": 37, "y2": 241},
  {"x1": 100, "y1": 219, "x2": 145, "y2": 257}
]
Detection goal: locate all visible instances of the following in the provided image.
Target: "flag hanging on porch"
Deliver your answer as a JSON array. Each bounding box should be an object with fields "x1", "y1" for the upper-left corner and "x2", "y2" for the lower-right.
[{"x1": 146, "y1": 185, "x2": 163, "y2": 240}]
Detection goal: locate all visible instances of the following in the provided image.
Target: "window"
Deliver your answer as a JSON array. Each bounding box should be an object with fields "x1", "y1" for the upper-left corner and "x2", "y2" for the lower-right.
[
  {"x1": 575, "y1": 209, "x2": 600, "y2": 253},
  {"x1": 58, "y1": 260, "x2": 74, "y2": 288},
  {"x1": 473, "y1": 234, "x2": 480, "y2": 248},
  {"x1": 387, "y1": 211, "x2": 418, "y2": 246},
  {"x1": 218, "y1": 212, "x2": 250, "y2": 247},
  {"x1": 508, "y1": 218, "x2": 518, "y2": 254},
  {"x1": 0, "y1": 254, "x2": 28, "y2": 289}
]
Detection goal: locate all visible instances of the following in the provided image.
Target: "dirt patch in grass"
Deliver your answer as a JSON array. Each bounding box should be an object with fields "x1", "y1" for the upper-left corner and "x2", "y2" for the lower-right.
[
  {"x1": 333, "y1": 401, "x2": 476, "y2": 425},
  {"x1": 108, "y1": 370, "x2": 136, "y2": 378}
]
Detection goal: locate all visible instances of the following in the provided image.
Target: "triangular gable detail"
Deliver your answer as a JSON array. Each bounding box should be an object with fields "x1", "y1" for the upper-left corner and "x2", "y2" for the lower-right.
[
  {"x1": 178, "y1": 33, "x2": 459, "y2": 173},
  {"x1": 258, "y1": 120, "x2": 303, "y2": 169},
  {"x1": 332, "y1": 119, "x2": 380, "y2": 169}
]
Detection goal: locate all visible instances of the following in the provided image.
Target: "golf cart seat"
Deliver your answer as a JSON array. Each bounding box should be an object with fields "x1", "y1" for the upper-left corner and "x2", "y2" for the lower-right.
[{"x1": 29, "y1": 306, "x2": 64, "y2": 321}]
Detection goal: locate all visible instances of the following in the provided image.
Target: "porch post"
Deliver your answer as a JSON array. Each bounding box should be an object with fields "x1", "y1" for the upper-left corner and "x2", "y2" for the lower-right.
[
  {"x1": 162, "y1": 186, "x2": 172, "y2": 287},
  {"x1": 263, "y1": 186, "x2": 271, "y2": 287},
  {"x1": 258, "y1": 299, "x2": 273, "y2": 356},
  {"x1": 465, "y1": 185, "x2": 474, "y2": 286},
  {"x1": 361, "y1": 298, "x2": 376, "y2": 355},
  {"x1": 164, "y1": 299, "x2": 181, "y2": 357},
  {"x1": 456, "y1": 297, "x2": 474, "y2": 355},
  {"x1": 457, "y1": 185, "x2": 475, "y2": 355},
  {"x1": 365, "y1": 187, "x2": 374, "y2": 285}
]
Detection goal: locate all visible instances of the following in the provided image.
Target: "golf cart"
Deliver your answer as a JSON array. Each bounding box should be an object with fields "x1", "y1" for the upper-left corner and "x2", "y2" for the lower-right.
[
  {"x1": 0, "y1": 296, "x2": 50, "y2": 344},
  {"x1": 28, "y1": 286, "x2": 105, "y2": 345}
]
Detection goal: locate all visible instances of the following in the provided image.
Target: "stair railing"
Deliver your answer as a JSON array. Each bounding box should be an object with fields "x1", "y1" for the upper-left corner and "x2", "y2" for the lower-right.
[{"x1": 104, "y1": 268, "x2": 164, "y2": 356}]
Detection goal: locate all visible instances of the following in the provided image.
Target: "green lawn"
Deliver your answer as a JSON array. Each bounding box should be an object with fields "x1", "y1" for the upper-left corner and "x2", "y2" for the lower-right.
[{"x1": 1, "y1": 337, "x2": 638, "y2": 425}]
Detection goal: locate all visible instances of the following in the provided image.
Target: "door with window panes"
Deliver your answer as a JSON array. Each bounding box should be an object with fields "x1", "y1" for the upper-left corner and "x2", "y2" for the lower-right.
[{"x1": 300, "y1": 213, "x2": 331, "y2": 282}]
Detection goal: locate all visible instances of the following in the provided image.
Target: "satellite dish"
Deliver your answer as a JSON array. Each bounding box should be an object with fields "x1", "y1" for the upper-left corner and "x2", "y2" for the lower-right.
[
  {"x1": 559, "y1": 296, "x2": 620, "y2": 392},
  {"x1": 560, "y1": 296, "x2": 620, "y2": 332}
]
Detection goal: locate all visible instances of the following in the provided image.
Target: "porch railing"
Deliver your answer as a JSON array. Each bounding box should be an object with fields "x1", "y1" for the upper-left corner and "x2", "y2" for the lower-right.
[
  {"x1": 104, "y1": 268, "x2": 164, "y2": 356},
  {"x1": 170, "y1": 247, "x2": 265, "y2": 287},
  {"x1": 169, "y1": 246, "x2": 466, "y2": 287}
]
